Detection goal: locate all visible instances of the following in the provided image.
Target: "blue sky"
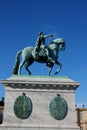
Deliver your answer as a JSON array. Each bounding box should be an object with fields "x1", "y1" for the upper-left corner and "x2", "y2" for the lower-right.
[{"x1": 0, "y1": 0, "x2": 87, "y2": 107}]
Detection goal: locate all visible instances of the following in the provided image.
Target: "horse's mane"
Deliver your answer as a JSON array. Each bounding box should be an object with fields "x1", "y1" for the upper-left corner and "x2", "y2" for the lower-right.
[{"x1": 48, "y1": 40, "x2": 57, "y2": 45}]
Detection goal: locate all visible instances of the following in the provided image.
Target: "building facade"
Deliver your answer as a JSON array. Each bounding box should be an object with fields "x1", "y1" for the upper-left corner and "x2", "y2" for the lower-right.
[{"x1": 76, "y1": 106, "x2": 87, "y2": 130}]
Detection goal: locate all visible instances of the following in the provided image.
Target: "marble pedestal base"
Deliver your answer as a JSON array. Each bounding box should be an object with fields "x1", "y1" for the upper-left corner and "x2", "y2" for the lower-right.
[{"x1": 0, "y1": 76, "x2": 80, "y2": 130}]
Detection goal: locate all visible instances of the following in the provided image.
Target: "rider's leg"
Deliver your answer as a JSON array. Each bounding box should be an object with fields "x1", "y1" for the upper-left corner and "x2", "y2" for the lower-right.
[{"x1": 35, "y1": 46, "x2": 39, "y2": 59}]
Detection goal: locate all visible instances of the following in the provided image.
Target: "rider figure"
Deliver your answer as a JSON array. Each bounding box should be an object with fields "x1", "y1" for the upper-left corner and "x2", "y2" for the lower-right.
[{"x1": 35, "y1": 32, "x2": 53, "y2": 57}]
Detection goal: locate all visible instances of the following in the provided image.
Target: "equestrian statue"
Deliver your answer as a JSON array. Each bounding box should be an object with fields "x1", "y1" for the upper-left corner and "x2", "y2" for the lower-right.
[{"x1": 12, "y1": 32, "x2": 65, "y2": 76}]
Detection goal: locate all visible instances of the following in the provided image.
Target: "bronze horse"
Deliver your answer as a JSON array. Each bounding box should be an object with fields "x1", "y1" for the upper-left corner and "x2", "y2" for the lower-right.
[{"x1": 12, "y1": 38, "x2": 65, "y2": 76}]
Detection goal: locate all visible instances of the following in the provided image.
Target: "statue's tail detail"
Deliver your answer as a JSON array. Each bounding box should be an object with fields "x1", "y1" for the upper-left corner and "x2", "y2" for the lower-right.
[{"x1": 12, "y1": 50, "x2": 22, "y2": 75}]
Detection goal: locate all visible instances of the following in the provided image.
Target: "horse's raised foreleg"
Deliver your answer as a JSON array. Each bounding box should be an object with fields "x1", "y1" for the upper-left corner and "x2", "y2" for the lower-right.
[
  {"x1": 55, "y1": 61, "x2": 62, "y2": 75},
  {"x1": 18, "y1": 60, "x2": 26, "y2": 75}
]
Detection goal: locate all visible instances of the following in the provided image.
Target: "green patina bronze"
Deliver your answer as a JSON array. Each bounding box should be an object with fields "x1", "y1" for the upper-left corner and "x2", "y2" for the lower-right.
[
  {"x1": 49, "y1": 94, "x2": 68, "y2": 120},
  {"x1": 14, "y1": 93, "x2": 32, "y2": 119},
  {"x1": 12, "y1": 34, "x2": 65, "y2": 76}
]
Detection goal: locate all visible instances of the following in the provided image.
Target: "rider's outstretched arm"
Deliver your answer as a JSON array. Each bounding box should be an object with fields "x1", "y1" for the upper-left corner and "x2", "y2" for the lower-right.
[{"x1": 44, "y1": 34, "x2": 53, "y2": 38}]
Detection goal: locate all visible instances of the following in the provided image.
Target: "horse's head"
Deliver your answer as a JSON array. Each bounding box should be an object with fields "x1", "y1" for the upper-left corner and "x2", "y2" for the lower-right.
[{"x1": 53, "y1": 38, "x2": 65, "y2": 50}]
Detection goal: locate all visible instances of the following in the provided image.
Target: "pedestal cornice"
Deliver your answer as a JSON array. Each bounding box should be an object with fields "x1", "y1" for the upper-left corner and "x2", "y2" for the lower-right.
[{"x1": 1, "y1": 75, "x2": 80, "y2": 90}]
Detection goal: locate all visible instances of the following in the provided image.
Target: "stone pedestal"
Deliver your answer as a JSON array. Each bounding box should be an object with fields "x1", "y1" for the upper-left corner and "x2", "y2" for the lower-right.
[{"x1": 0, "y1": 76, "x2": 80, "y2": 130}]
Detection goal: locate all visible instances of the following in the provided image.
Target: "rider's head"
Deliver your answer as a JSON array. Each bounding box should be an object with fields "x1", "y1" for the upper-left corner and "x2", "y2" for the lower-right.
[{"x1": 38, "y1": 32, "x2": 44, "y2": 37}]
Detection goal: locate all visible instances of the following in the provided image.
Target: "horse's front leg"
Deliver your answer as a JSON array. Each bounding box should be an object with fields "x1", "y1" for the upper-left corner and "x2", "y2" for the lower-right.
[
  {"x1": 55, "y1": 61, "x2": 62, "y2": 75},
  {"x1": 48, "y1": 67, "x2": 52, "y2": 76},
  {"x1": 47, "y1": 63, "x2": 54, "y2": 76}
]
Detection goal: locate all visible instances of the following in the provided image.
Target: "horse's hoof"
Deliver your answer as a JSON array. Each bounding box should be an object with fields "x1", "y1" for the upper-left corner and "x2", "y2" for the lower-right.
[
  {"x1": 29, "y1": 72, "x2": 31, "y2": 75},
  {"x1": 55, "y1": 72, "x2": 58, "y2": 75}
]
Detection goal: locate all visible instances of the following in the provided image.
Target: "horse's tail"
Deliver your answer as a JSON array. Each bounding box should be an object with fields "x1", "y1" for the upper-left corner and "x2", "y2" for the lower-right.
[{"x1": 12, "y1": 50, "x2": 22, "y2": 75}]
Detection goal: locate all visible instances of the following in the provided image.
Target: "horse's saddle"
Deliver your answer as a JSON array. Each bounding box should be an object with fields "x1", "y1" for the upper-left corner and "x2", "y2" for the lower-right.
[
  {"x1": 39, "y1": 48, "x2": 47, "y2": 57},
  {"x1": 36, "y1": 47, "x2": 48, "y2": 61}
]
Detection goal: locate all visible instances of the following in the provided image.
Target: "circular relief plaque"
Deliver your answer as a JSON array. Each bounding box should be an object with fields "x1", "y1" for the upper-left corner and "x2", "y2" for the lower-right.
[
  {"x1": 49, "y1": 94, "x2": 68, "y2": 120},
  {"x1": 14, "y1": 93, "x2": 32, "y2": 119}
]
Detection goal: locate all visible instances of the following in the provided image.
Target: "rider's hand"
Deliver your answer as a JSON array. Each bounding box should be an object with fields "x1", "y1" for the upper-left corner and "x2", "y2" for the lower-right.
[{"x1": 51, "y1": 34, "x2": 53, "y2": 37}]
